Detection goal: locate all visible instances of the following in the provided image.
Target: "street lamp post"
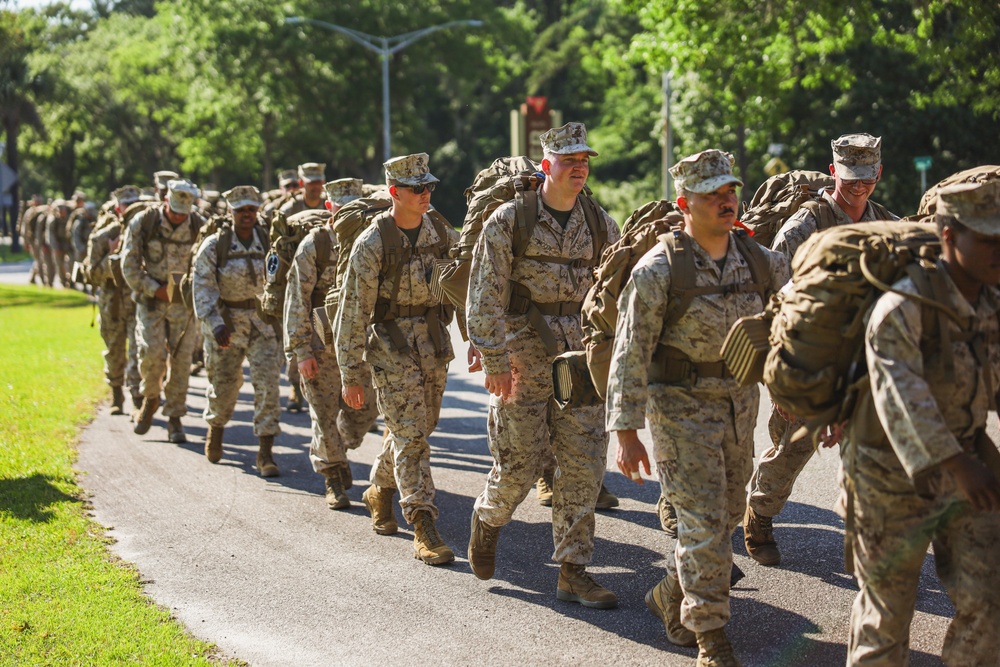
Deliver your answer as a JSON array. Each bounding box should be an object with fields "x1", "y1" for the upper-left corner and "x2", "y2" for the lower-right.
[{"x1": 285, "y1": 17, "x2": 483, "y2": 162}]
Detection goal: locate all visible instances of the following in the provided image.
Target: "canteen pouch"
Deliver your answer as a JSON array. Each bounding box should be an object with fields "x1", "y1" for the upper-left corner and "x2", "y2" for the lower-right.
[
  {"x1": 312, "y1": 306, "x2": 333, "y2": 348},
  {"x1": 552, "y1": 350, "x2": 602, "y2": 409},
  {"x1": 721, "y1": 314, "x2": 772, "y2": 387}
]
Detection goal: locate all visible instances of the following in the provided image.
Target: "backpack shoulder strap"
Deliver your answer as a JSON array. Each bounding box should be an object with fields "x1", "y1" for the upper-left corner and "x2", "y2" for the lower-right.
[
  {"x1": 216, "y1": 226, "x2": 233, "y2": 269},
  {"x1": 314, "y1": 227, "x2": 332, "y2": 274},
  {"x1": 578, "y1": 193, "x2": 608, "y2": 267},
  {"x1": 869, "y1": 200, "x2": 894, "y2": 221},
  {"x1": 662, "y1": 230, "x2": 700, "y2": 328},
  {"x1": 802, "y1": 197, "x2": 837, "y2": 231},
  {"x1": 732, "y1": 228, "x2": 770, "y2": 306},
  {"x1": 512, "y1": 188, "x2": 540, "y2": 260}
]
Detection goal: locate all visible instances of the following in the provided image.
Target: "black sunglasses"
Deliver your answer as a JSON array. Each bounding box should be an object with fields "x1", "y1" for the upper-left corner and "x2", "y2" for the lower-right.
[
  {"x1": 842, "y1": 178, "x2": 878, "y2": 186},
  {"x1": 404, "y1": 183, "x2": 436, "y2": 195}
]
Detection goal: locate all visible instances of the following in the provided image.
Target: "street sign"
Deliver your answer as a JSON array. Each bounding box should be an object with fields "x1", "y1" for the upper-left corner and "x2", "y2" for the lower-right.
[{"x1": 914, "y1": 156, "x2": 933, "y2": 171}]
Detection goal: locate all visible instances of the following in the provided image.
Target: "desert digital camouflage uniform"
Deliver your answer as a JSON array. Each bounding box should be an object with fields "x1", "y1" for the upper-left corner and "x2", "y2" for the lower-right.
[
  {"x1": 45, "y1": 202, "x2": 72, "y2": 286},
  {"x1": 19, "y1": 201, "x2": 48, "y2": 285},
  {"x1": 192, "y1": 220, "x2": 281, "y2": 439},
  {"x1": 334, "y1": 199, "x2": 458, "y2": 525},
  {"x1": 468, "y1": 186, "x2": 620, "y2": 565},
  {"x1": 121, "y1": 195, "x2": 202, "y2": 419},
  {"x1": 69, "y1": 203, "x2": 96, "y2": 264},
  {"x1": 839, "y1": 185, "x2": 1000, "y2": 667}
]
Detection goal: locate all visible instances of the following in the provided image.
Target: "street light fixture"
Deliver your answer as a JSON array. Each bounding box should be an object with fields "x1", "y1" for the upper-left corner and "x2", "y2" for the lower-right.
[{"x1": 285, "y1": 16, "x2": 484, "y2": 162}]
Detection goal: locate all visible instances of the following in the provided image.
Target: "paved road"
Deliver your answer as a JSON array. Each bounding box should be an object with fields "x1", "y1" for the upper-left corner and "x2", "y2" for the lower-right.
[{"x1": 4, "y1": 261, "x2": 955, "y2": 665}]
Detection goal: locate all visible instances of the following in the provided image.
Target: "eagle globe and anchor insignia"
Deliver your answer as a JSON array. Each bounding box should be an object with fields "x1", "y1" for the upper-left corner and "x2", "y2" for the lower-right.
[{"x1": 266, "y1": 252, "x2": 281, "y2": 284}]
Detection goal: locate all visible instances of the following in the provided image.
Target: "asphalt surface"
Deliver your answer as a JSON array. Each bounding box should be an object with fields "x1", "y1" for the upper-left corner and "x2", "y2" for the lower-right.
[{"x1": 4, "y1": 259, "x2": 956, "y2": 666}]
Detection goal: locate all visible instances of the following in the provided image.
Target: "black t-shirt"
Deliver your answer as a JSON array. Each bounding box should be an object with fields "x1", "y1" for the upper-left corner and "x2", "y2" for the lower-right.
[
  {"x1": 543, "y1": 203, "x2": 573, "y2": 230},
  {"x1": 400, "y1": 224, "x2": 421, "y2": 249}
]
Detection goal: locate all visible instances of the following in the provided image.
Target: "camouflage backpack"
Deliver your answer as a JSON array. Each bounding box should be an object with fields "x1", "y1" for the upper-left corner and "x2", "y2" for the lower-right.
[
  {"x1": 739, "y1": 170, "x2": 836, "y2": 248},
  {"x1": 762, "y1": 221, "x2": 948, "y2": 438},
  {"x1": 915, "y1": 165, "x2": 1000, "y2": 218},
  {"x1": 260, "y1": 208, "x2": 332, "y2": 318}
]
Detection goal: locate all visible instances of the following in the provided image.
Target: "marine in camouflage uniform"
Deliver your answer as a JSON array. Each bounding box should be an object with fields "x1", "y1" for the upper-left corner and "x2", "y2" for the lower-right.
[
  {"x1": 122, "y1": 179, "x2": 203, "y2": 444},
  {"x1": 86, "y1": 186, "x2": 144, "y2": 414},
  {"x1": 18, "y1": 196, "x2": 47, "y2": 286},
  {"x1": 192, "y1": 186, "x2": 282, "y2": 476},
  {"x1": 466, "y1": 123, "x2": 621, "y2": 608},
  {"x1": 745, "y1": 134, "x2": 900, "y2": 567},
  {"x1": 610, "y1": 150, "x2": 789, "y2": 665},
  {"x1": 839, "y1": 180, "x2": 1000, "y2": 667},
  {"x1": 278, "y1": 162, "x2": 327, "y2": 413},
  {"x1": 45, "y1": 200, "x2": 72, "y2": 287},
  {"x1": 334, "y1": 154, "x2": 458, "y2": 566},
  {"x1": 260, "y1": 169, "x2": 301, "y2": 229},
  {"x1": 285, "y1": 178, "x2": 378, "y2": 508}
]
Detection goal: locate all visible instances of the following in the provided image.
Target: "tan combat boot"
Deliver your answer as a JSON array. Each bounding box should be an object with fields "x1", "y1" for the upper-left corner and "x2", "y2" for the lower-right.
[
  {"x1": 167, "y1": 417, "x2": 186, "y2": 444},
  {"x1": 556, "y1": 563, "x2": 618, "y2": 609},
  {"x1": 132, "y1": 395, "x2": 159, "y2": 435},
  {"x1": 205, "y1": 425, "x2": 224, "y2": 463},
  {"x1": 658, "y1": 494, "x2": 678, "y2": 537},
  {"x1": 412, "y1": 510, "x2": 455, "y2": 566},
  {"x1": 536, "y1": 472, "x2": 554, "y2": 507},
  {"x1": 743, "y1": 505, "x2": 780, "y2": 566},
  {"x1": 645, "y1": 574, "x2": 696, "y2": 646},
  {"x1": 361, "y1": 484, "x2": 398, "y2": 535},
  {"x1": 111, "y1": 387, "x2": 125, "y2": 415},
  {"x1": 695, "y1": 627, "x2": 740, "y2": 667},
  {"x1": 286, "y1": 382, "x2": 304, "y2": 413},
  {"x1": 595, "y1": 483, "x2": 619, "y2": 510},
  {"x1": 468, "y1": 511, "x2": 500, "y2": 580},
  {"x1": 324, "y1": 470, "x2": 350, "y2": 510},
  {"x1": 256, "y1": 435, "x2": 280, "y2": 477}
]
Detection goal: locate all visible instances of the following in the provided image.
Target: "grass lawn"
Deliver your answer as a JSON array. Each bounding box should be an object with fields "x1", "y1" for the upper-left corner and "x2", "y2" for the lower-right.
[
  {"x1": 0, "y1": 284, "x2": 241, "y2": 665},
  {"x1": 0, "y1": 245, "x2": 31, "y2": 263}
]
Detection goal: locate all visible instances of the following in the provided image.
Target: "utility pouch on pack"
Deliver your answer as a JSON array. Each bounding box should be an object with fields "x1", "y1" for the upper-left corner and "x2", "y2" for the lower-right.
[
  {"x1": 312, "y1": 306, "x2": 333, "y2": 348},
  {"x1": 178, "y1": 273, "x2": 194, "y2": 309},
  {"x1": 429, "y1": 258, "x2": 451, "y2": 304},
  {"x1": 167, "y1": 272, "x2": 186, "y2": 304},
  {"x1": 552, "y1": 350, "x2": 602, "y2": 409},
  {"x1": 721, "y1": 315, "x2": 773, "y2": 387},
  {"x1": 108, "y1": 254, "x2": 125, "y2": 287}
]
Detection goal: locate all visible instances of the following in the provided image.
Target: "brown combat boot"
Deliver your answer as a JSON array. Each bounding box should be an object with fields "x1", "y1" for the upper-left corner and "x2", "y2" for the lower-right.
[
  {"x1": 167, "y1": 417, "x2": 186, "y2": 444},
  {"x1": 110, "y1": 387, "x2": 125, "y2": 415},
  {"x1": 256, "y1": 435, "x2": 279, "y2": 477},
  {"x1": 536, "y1": 472, "x2": 554, "y2": 507},
  {"x1": 695, "y1": 627, "x2": 740, "y2": 667},
  {"x1": 324, "y1": 470, "x2": 350, "y2": 510},
  {"x1": 556, "y1": 563, "x2": 618, "y2": 609},
  {"x1": 645, "y1": 574, "x2": 697, "y2": 646},
  {"x1": 286, "y1": 382, "x2": 304, "y2": 413},
  {"x1": 133, "y1": 395, "x2": 159, "y2": 435},
  {"x1": 362, "y1": 484, "x2": 398, "y2": 535},
  {"x1": 468, "y1": 511, "x2": 500, "y2": 580},
  {"x1": 205, "y1": 425, "x2": 224, "y2": 463},
  {"x1": 658, "y1": 494, "x2": 679, "y2": 537},
  {"x1": 131, "y1": 391, "x2": 143, "y2": 410},
  {"x1": 412, "y1": 510, "x2": 455, "y2": 566},
  {"x1": 743, "y1": 505, "x2": 780, "y2": 566},
  {"x1": 595, "y1": 483, "x2": 620, "y2": 510}
]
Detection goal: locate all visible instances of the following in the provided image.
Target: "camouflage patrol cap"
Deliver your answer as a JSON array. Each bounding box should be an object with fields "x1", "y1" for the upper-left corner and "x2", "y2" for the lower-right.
[
  {"x1": 831, "y1": 133, "x2": 882, "y2": 180},
  {"x1": 539, "y1": 122, "x2": 599, "y2": 157},
  {"x1": 278, "y1": 169, "x2": 298, "y2": 187},
  {"x1": 72, "y1": 190, "x2": 87, "y2": 202},
  {"x1": 166, "y1": 179, "x2": 200, "y2": 215},
  {"x1": 51, "y1": 198, "x2": 70, "y2": 210},
  {"x1": 223, "y1": 185, "x2": 263, "y2": 210},
  {"x1": 670, "y1": 150, "x2": 743, "y2": 194},
  {"x1": 154, "y1": 170, "x2": 180, "y2": 189},
  {"x1": 113, "y1": 185, "x2": 142, "y2": 206},
  {"x1": 298, "y1": 162, "x2": 326, "y2": 183},
  {"x1": 384, "y1": 153, "x2": 439, "y2": 187},
  {"x1": 937, "y1": 180, "x2": 1000, "y2": 236},
  {"x1": 324, "y1": 178, "x2": 364, "y2": 206}
]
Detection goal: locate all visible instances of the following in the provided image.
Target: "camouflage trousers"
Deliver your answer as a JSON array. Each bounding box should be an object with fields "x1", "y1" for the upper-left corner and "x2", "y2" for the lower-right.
[
  {"x1": 473, "y1": 334, "x2": 607, "y2": 565},
  {"x1": 368, "y1": 354, "x2": 448, "y2": 525},
  {"x1": 41, "y1": 246, "x2": 56, "y2": 288},
  {"x1": 301, "y1": 348, "x2": 378, "y2": 476},
  {"x1": 97, "y1": 284, "x2": 140, "y2": 393},
  {"x1": 135, "y1": 300, "x2": 197, "y2": 418},
  {"x1": 842, "y1": 460, "x2": 1000, "y2": 666},
  {"x1": 747, "y1": 406, "x2": 816, "y2": 517},
  {"x1": 202, "y1": 324, "x2": 281, "y2": 437},
  {"x1": 649, "y1": 382, "x2": 759, "y2": 633}
]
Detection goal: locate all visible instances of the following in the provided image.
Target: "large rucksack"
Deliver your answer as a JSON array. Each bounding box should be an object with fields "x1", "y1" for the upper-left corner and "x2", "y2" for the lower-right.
[
  {"x1": 739, "y1": 170, "x2": 836, "y2": 248},
  {"x1": 260, "y1": 208, "x2": 332, "y2": 318},
  {"x1": 915, "y1": 165, "x2": 1000, "y2": 218},
  {"x1": 762, "y1": 221, "x2": 948, "y2": 436}
]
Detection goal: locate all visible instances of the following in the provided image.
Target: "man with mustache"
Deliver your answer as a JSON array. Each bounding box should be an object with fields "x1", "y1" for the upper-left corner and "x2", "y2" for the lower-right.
[
  {"x1": 744, "y1": 134, "x2": 898, "y2": 568},
  {"x1": 610, "y1": 150, "x2": 789, "y2": 665}
]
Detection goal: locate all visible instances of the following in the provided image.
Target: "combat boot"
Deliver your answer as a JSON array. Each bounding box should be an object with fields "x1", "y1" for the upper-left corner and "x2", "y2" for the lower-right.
[
  {"x1": 133, "y1": 396, "x2": 159, "y2": 435},
  {"x1": 167, "y1": 417, "x2": 186, "y2": 444},
  {"x1": 536, "y1": 472, "x2": 554, "y2": 507},
  {"x1": 743, "y1": 505, "x2": 780, "y2": 566},
  {"x1": 286, "y1": 382, "x2": 304, "y2": 413},
  {"x1": 468, "y1": 511, "x2": 500, "y2": 580},
  {"x1": 131, "y1": 391, "x2": 143, "y2": 411},
  {"x1": 695, "y1": 627, "x2": 740, "y2": 667},
  {"x1": 256, "y1": 435, "x2": 280, "y2": 477},
  {"x1": 324, "y1": 470, "x2": 350, "y2": 510},
  {"x1": 361, "y1": 484, "x2": 398, "y2": 535},
  {"x1": 596, "y1": 483, "x2": 619, "y2": 510},
  {"x1": 110, "y1": 387, "x2": 125, "y2": 415},
  {"x1": 556, "y1": 563, "x2": 618, "y2": 609},
  {"x1": 645, "y1": 574, "x2": 696, "y2": 646},
  {"x1": 658, "y1": 494, "x2": 679, "y2": 537},
  {"x1": 412, "y1": 510, "x2": 455, "y2": 566},
  {"x1": 205, "y1": 425, "x2": 224, "y2": 463}
]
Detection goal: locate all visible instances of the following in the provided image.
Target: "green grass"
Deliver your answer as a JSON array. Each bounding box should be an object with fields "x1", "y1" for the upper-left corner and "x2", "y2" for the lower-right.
[
  {"x1": 0, "y1": 245, "x2": 31, "y2": 263},
  {"x1": 0, "y1": 284, "x2": 241, "y2": 666}
]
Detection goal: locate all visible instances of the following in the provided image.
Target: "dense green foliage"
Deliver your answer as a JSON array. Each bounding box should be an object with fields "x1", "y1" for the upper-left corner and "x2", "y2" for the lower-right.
[{"x1": 2, "y1": 0, "x2": 999, "y2": 224}]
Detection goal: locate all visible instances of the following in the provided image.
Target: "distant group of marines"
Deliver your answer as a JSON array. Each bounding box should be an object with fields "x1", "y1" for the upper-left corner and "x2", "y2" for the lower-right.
[{"x1": 18, "y1": 122, "x2": 1000, "y2": 667}]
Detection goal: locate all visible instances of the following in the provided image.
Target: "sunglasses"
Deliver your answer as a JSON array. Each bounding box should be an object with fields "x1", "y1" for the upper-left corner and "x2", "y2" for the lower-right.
[
  {"x1": 842, "y1": 178, "x2": 878, "y2": 186},
  {"x1": 404, "y1": 183, "x2": 436, "y2": 195}
]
